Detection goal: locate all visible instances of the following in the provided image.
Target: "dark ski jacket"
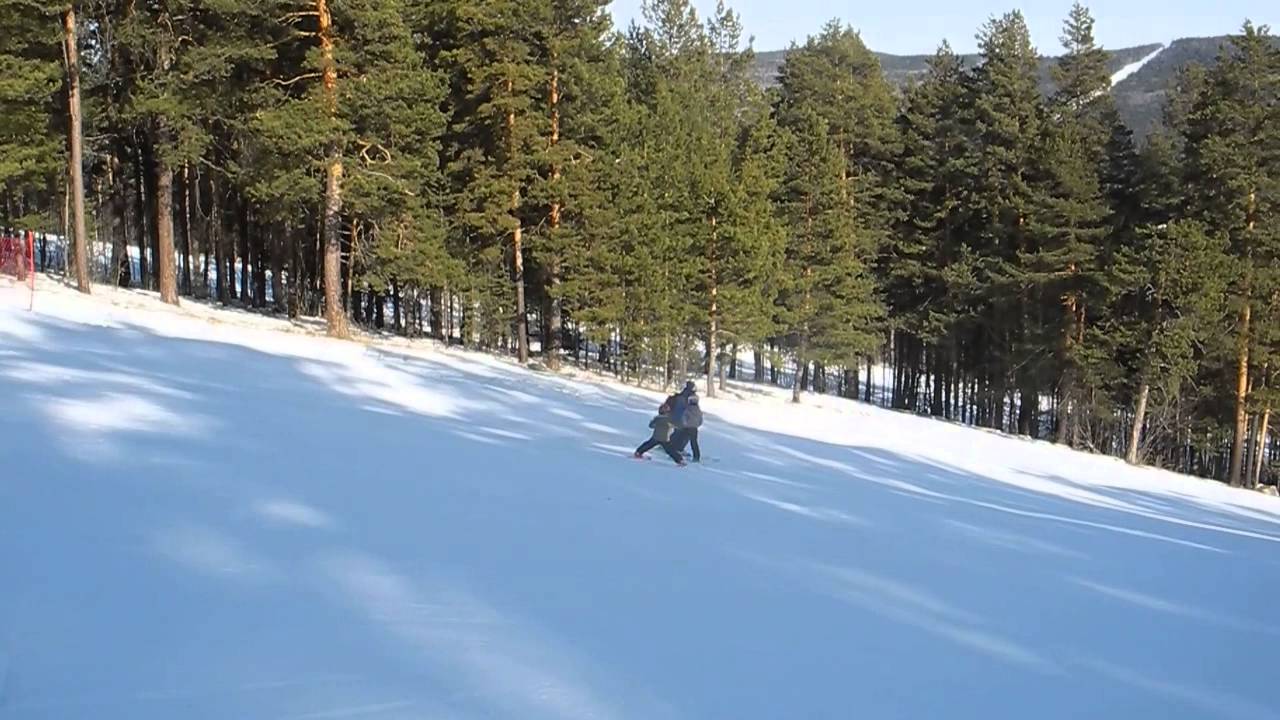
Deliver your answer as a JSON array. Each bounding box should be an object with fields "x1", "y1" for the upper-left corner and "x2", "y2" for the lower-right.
[
  {"x1": 648, "y1": 415, "x2": 676, "y2": 442},
  {"x1": 668, "y1": 385, "x2": 697, "y2": 426}
]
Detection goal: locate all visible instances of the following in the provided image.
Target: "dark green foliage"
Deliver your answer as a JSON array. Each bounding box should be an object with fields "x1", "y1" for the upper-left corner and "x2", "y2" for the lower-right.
[
  {"x1": 13, "y1": 1, "x2": 1280, "y2": 483},
  {"x1": 0, "y1": 1, "x2": 64, "y2": 227}
]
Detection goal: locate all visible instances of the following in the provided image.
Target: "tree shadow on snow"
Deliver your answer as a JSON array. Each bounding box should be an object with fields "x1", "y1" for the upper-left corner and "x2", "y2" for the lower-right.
[{"x1": 1, "y1": 314, "x2": 1278, "y2": 720}]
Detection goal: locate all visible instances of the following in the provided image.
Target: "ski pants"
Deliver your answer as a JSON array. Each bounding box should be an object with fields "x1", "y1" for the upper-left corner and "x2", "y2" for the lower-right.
[
  {"x1": 671, "y1": 428, "x2": 700, "y2": 462},
  {"x1": 636, "y1": 437, "x2": 684, "y2": 463}
]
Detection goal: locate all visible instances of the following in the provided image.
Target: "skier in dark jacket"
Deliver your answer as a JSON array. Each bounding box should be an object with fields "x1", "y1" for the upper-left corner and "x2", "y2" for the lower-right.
[
  {"x1": 667, "y1": 381, "x2": 697, "y2": 427},
  {"x1": 671, "y1": 394, "x2": 703, "y2": 462},
  {"x1": 634, "y1": 405, "x2": 686, "y2": 465}
]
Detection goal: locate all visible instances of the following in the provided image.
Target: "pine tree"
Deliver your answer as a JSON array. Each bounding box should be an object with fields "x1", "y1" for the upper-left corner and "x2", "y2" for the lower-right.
[
  {"x1": 429, "y1": 0, "x2": 547, "y2": 359},
  {"x1": 341, "y1": 0, "x2": 450, "y2": 332},
  {"x1": 892, "y1": 42, "x2": 975, "y2": 415},
  {"x1": 969, "y1": 11, "x2": 1046, "y2": 431},
  {"x1": 1123, "y1": 220, "x2": 1232, "y2": 464},
  {"x1": 0, "y1": 2, "x2": 63, "y2": 234},
  {"x1": 775, "y1": 109, "x2": 883, "y2": 403},
  {"x1": 1051, "y1": 3, "x2": 1112, "y2": 143},
  {"x1": 1025, "y1": 122, "x2": 1117, "y2": 444},
  {"x1": 522, "y1": 0, "x2": 617, "y2": 369},
  {"x1": 715, "y1": 107, "x2": 786, "y2": 390},
  {"x1": 774, "y1": 20, "x2": 898, "y2": 211},
  {"x1": 775, "y1": 20, "x2": 898, "y2": 395},
  {"x1": 1034, "y1": 3, "x2": 1121, "y2": 444},
  {"x1": 1179, "y1": 23, "x2": 1280, "y2": 485}
]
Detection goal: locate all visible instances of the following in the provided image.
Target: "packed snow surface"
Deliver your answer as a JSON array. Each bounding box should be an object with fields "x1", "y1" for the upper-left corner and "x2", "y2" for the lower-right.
[{"x1": 2, "y1": 279, "x2": 1279, "y2": 720}]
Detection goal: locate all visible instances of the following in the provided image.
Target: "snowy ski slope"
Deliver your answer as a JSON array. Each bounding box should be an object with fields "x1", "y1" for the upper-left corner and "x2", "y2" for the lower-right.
[{"x1": 2, "y1": 279, "x2": 1279, "y2": 720}]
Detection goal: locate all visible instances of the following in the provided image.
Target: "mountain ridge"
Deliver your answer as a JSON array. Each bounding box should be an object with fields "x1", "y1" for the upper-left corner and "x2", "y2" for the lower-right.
[{"x1": 750, "y1": 35, "x2": 1258, "y2": 139}]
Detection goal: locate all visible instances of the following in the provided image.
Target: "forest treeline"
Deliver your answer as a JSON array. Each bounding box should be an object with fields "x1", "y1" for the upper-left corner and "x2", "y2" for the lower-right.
[{"x1": 1, "y1": 0, "x2": 1278, "y2": 486}]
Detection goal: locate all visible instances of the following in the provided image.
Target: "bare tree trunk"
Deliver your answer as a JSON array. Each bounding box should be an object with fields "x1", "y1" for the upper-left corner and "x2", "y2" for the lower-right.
[
  {"x1": 108, "y1": 156, "x2": 131, "y2": 286},
  {"x1": 706, "y1": 215, "x2": 718, "y2": 398},
  {"x1": 212, "y1": 180, "x2": 226, "y2": 303},
  {"x1": 62, "y1": 7, "x2": 90, "y2": 294},
  {"x1": 545, "y1": 66, "x2": 563, "y2": 370},
  {"x1": 252, "y1": 220, "x2": 267, "y2": 307},
  {"x1": 270, "y1": 227, "x2": 285, "y2": 312},
  {"x1": 506, "y1": 77, "x2": 528, "y2": 363},
  {"x1": 318, "y1": 0, "x2": 347, "y2": 338},
  {"x1": 429, "y1": 286, "x2": 443, "y2": 339},
  {"x1": 133, "y1": 154, "x2": 150, "y2": 288},
  {"x1": 792, "y1": 347, "x2": 805, "y2": 403},
  {"x1": 721, "y1": 343, "x2": 733, "y2": 390},
  {"x1": 392, "y1": 278, "x2": 402, "y2": 332},
  {"x1": 192, "y1": 166, "x2": 209, "y2": 296},
  {"x1": 179, "y1": 165, "x2": 193, "y2": 295},
  {"x1": 1244, "y1": 411, "x2": 1261, "y2": 489},
  {"x1": 1126, "y1": 381, "x2": 1150, "y2": 465},
  {"x1": 512, "y1": 208, "x2": 529, "y2": 362},
  {"x1": 154, "y1": 157, "x2": 179, "y2": 304},
  {"x1": 1229, "y1": 290, "x2": 1252, "y2": 486},
  {"x1": 1254, "y1": 405, "x2": 1273, "y2": 487},
  {"x1": 238, "y1": 199, "x2": 251, "y2": 304}
]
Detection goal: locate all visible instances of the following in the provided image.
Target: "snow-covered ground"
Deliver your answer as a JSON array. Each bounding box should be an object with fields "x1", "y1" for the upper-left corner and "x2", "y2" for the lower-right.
[{"x1": 3, "y1": 278, "x2": 1280, "y2": 720}]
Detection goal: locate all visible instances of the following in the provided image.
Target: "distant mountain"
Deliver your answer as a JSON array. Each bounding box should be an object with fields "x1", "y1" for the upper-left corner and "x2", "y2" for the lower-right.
[{"x1": 751, "y1": 36, "x2": 1261, "y2": 140}]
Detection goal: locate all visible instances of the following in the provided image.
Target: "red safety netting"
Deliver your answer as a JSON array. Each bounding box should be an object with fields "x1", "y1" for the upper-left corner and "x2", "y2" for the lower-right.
[{"x1": 0, "y1": 230, "x2": 36, "y2": 310}]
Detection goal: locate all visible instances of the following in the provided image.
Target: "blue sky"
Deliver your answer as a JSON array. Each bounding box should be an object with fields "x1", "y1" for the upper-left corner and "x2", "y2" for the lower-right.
[{"x1": 607, "y1": 1, "x2": 1275, "y2": 55}]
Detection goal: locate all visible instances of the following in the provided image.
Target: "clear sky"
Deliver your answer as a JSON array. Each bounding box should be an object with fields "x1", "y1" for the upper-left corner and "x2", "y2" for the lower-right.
[{"x1": 608, "y1": 1, "x2": 1276, "y2": 55}]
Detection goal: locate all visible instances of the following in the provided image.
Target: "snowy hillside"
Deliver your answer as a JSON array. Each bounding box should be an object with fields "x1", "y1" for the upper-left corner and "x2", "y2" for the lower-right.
[
  {"x1": 3, "y1": 279, "x2": 1280, "y2": 720},
  {"x1": 1110, "y1": 44, "x2": 1166, "y2": 86}
]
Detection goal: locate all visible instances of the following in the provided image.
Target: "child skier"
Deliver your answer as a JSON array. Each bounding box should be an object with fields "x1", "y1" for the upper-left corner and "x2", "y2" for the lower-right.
[
  {"x1": 634, "y1": 403, "x2": 686, "y2": 465},
  {"x1": 672, "y1": 394, "x2": 703, "y2": 462}
]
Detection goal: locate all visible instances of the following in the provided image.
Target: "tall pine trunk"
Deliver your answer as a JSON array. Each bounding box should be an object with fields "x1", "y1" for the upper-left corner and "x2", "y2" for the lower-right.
[
  {"x1": 511, "y1": 198, "x2": 528, "y2": 363},
  {"x1": 153, "y1": 15, "x2": 179, "y2": 310},
  {"x1": 1229, "y1": 190, "x2": 1260, "y2": 486},
  {"x1": 252, "y1": 219, "x2": 267, "y2": 307},
  {"x1": 134, "y1": 157, "x2": 149, "y2": 287},
  {"x1": 1229, "y1": 281, "x2": 1252, "y2": 486},
  {"x1": 1253, "y1": 405, "x2": 1272, "y2": 487},
  {"x1": 545, "y1": 66, "x2": 563, "y2": 370},
  {"x1": 270, "y1": 227, "x2": 285, "y2": 312},
  {"x1": 179, "y1": 165, "x2": 193, "y2": 295},
  {"x1": 1127, "y1": 381, "x2": 1150, "y2": 465},
  {"x1": 108, "y1": 155, "x2": 130, "y2": 286},
  {"x1": 212, "y1": 179, "x2": 227, "y2": 303},
  {"x1": 706, "y1": 214, "x2": 718, "y2": 398},
  {"x1": 507, "y1": 78, "x2": 529, "y2": 364},
  {"x1": 153, "y1": 155, "x2": 179, "y2": 305},
  {"x1": 318, "y1": 0, "x2": 347, "y2": 337},
  {"x1": 791, "y1": 347, "x2": 804, "y2": 403},
  {"x1": 62, "y1": 7, "x2": 90, "y2": 294},
  {"x1": 239, "y1": 201, "x2": 251, "y2": 304},
  {"x1": 429, "y1": 286, "x2": 443, "y2": 340}
]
